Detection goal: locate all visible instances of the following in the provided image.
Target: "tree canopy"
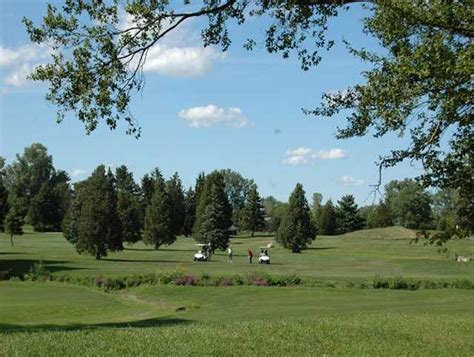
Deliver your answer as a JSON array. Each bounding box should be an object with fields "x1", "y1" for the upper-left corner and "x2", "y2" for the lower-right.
[{"x1": 24, "y1": 1, "x2": 473, "y2": 239}]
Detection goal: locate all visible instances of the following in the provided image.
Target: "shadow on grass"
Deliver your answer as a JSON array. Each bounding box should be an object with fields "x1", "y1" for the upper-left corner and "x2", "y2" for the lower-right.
[
  {"x1": 103, "y1": 258, "x2": 189, "y2": 264},
  {"x1": 123, "y1": 247, "x2": 155, "y2": 252},
  {"x1": 0, "y1": 259, "x2": 83, "y2": 276},
  {"x1": 306, "y1": 247, "x2": 337, "y2": 251},
  {"x1": 160, "y1": 248, "x2": 198, "y2": 252},
  {"x1": 0, "y1": 316, "x2": 191, "y2": 333},
  {"x1": 0, "y1": 252, "x2": 29, "y2": 255}
]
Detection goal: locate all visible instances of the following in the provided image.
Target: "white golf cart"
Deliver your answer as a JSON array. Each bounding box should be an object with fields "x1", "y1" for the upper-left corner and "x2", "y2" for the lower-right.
[
  {"x1": 258, "y1": 246, "x2": 270, "y2": 264},
  {"x1": 193, "y1": 243, "x2": 210, "y2": 262}
]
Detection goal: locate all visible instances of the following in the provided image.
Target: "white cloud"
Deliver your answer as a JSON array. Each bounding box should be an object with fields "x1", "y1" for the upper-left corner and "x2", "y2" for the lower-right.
[
  {"x1": 340, "y1": 175, "x2": 365, "y2": 186},
  {"x1": 71, "y1": 169, "x2": 87, "y2": 178},
  {"x1": 1, "y1": 44, "x2": 51, "y2": 89},
  {"x1": 4, "y1": 63, "x2": 34, "y2": 87},
  {"x1": 282, "y1": 147, "x2": 347, "y2": 165},
  {"x1": 119, "y1": 11, "x2": 223, "y2": 77},
  {"x1": 0, "y1": 44, "x2": 49, "y2": 68},
  {"x1": 141, "y1": 46, "x2": 222, "y2": 77},
  {"x1": 179, "y1": 105, "x2": 251, "y2": 128}
]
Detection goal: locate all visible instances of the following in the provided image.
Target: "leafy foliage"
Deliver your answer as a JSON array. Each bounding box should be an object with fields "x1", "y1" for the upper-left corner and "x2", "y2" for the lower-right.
[
  {"x1": 385, "y1": 179, "x2": 432, "y2": 229},
  {"x1": 4, "y1": 144, "x2": 71, "y2": 232},
  {"x1": 366, "y1": 202, "x2": 393, "y2": 229},
  {"x1": 4, "y1": 200, "x2": 24, "y2": 246}
]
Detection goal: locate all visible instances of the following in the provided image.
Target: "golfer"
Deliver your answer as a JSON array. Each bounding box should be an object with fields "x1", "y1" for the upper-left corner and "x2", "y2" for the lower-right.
[
  {"x1": 228, "y1": 246, "x2": 233, "y2": 262},
  {"x1": 247, "y1": 249, "x2": 253, "y2": 264}
]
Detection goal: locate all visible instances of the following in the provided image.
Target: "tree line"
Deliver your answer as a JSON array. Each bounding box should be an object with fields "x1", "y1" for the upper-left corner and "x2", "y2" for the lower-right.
[{"x1": 0, "y1": 143, "x2": 469, "y2": 256}]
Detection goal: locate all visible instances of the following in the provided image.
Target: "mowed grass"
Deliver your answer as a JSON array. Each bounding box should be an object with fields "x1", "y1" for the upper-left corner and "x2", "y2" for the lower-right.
[
  {"x1": 1, "y1": 227, "x2": 473, "y2": 355},
  {"x1": 1, "y1": 226, "x2": 473, "y2": 279},
  {"x1": 1, "y1": 281, "x2": 473, "y2": 355}
]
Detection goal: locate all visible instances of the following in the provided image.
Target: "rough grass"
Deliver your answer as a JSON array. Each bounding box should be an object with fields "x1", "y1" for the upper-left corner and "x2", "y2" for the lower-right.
[
  {"x1": 2, "y1": 315, "x2": 473, "y2": 356},
  {"x1": 1, "y1": 282, "x2": 473, "y2": 356}
]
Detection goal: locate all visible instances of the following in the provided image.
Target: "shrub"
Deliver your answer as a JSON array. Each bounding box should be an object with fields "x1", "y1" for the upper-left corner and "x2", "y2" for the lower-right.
[
  {"x1": 24, "y1": 261, "x2": 50, "y2": 282},
  {"x1": 174, "y1": 274, "x2": 197, "y2": 286},
  {"x1": 221, "y1": 278, "x2": 234, "y2": 286},
  {"x1": 0, "y1": 269, "x2": 12, "y2": 281}
]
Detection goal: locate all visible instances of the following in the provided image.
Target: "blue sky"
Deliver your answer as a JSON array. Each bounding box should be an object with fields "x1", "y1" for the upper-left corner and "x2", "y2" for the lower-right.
[{"x1": 0, "y1": 1, "x2": 422, "y2": 204}]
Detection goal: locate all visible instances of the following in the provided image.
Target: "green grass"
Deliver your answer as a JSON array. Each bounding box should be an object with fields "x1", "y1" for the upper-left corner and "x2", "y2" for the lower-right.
[
  {"x1": 1, "y1": 226, "x2": 473, "y2": 280},
  {"x1": 1, "y1": 281, "x2": 473, "y2": 355},
  {"x1": 1, "y1": 227, "x2": 473, "y2": 355}
]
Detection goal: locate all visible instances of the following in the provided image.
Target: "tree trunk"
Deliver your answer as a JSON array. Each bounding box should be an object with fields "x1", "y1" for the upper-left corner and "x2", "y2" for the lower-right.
[
  {"x1": 251, "y1": 230, "x2": 254, "y2": 237},
  {"x1": 10, "y1": 234, "x2": 13, "y2": 246},
  {"x1": 95, "y1": 252, "x2": 101, "y2": 260}
]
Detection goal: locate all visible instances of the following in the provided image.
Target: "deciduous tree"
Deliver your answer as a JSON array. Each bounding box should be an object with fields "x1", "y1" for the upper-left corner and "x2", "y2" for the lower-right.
[{"x1": 4, "y1": 201, "x2": 24, "y2": 246}]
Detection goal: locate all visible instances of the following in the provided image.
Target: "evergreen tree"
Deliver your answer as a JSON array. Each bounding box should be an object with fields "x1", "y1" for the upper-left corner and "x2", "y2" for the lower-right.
[
  {"x1": 367, "y1": 202, "x2": 393, "y2": 228},
  {"x1": 311, "y1": 192, "x2": 323, "y2": 233},
  {"x1": 74, "y1": 166, "x2": 123, "y2": 259},
  {"x1": 193, "y1": 171, "x2": 232, "y2": 238},
  {"x1": 336, "y1": 195, "x2": 364, "y2": 234},
  {"x1": 117, "y1": 191, "x2": 142, "y2": 244},
  {"x1": 4, "y1": 201, "x2": 25, "y2": 246},
  {"x1": 166, "y1": 172, "x2": 185, "y2": 236},
  {"x1": 194, "y1": 172, "x2": 206, "y2": 205},
  {"x1": 115, "y1": 165, "x2": 142, "y2": 244},
  {"x1": 276, "y1": 183, "x2": 315, "y2": 253},
  {"x1": 240, "y1": 184, "x2": 265, "y2": 237},
  {"x1": 318, "y1": 199, "x2": 337, "y2": 235},
  {"x1": 196, "y1": 185, "x2": 231, "y2": 251},
  {"x1": 63, "y1": 184, "x2": 83, "y2": 244},
  {"x1": 183, "y1": 187, "x2": 196, "y2": 237},
  {"x1": 0, "y1": 157, "x2": 9, "y2": 232},
  {"x1": 143, "y1": 174, "x2": 175, "y2": 249}
]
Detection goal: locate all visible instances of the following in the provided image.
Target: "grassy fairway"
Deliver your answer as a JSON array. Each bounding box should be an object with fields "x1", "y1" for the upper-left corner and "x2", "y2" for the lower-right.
[
  {"x1": 1, "y1": 281, "x2": 473, "y2": 355},
  {"x1": 1, "y1": 227, "x2": 473, "y2": 355},
  {"x1": 1, "y1": 227, "x2": 473, "y2": 279}
]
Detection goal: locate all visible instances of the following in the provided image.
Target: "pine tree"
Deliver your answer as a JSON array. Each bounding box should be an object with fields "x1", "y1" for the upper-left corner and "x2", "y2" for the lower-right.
[
  {"x1": 0, "y1": 157, "x2": 9, "y2": 232},
  {"x1": 183, "y1": 187, "x2": 196, "y2": 237},
  {"x1": 166, "y1": 172, "x2": 185, "y2": 236},
  {"x1": 193, "y1": 171, "x2": 232, "y2": 238},
  {"x1": 196, "y1": 185, "x2": 230, "y2": 251},
  {"x1": 4, "y1": 201, "x2": 25, "y2": 246},
  {"x1": 240, "y1": 184, "x2": 265, "y2": 237},
  {"x1": 311, "y1": 192, "x2": 323, "y2": 233},
  {"x1": 143, "y1": 175, "x2": 175, "y2": 249},
  {"x1": 74, "y1": 166, "x2": 123, "y2": 259},
  {"x1": 318, "y1": 199, "x2": 337, "y2": 235},
  {"x1": 336, "y1": 195, "x2": 364, "y2": 234},
  {"x1": 276, "y1": 183, "x2": 315, "y2": 253},
  {"x1": 115, "y1": 165, "x2": 142, "y2": 244}
]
